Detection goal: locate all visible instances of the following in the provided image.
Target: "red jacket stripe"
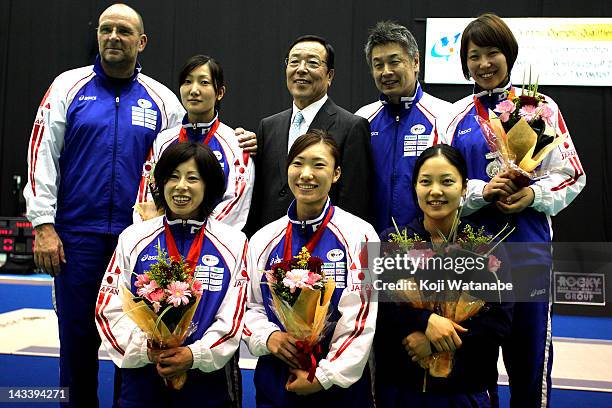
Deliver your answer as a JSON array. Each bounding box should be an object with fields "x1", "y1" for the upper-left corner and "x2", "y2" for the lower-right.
[
  {"x1": 210, "y1": 285, "x2": 246, "y2": 348},
  {"x1": 95, "y1": 292, "x2": 126, "y2": 355},
  {"x1": 330, "y1": 289, "x2": 370, "y2": 361}
]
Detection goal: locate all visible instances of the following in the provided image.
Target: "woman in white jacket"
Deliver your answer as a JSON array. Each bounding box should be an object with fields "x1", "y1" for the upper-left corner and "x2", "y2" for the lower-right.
[
  {"x1": 97, "y1": 142, "x2": 249, "y2": 407},
  {"x1": 244, "y1": 130, "x2": 379, "y2": 407},
  {"x1": 135, "y1": 54, "x2": 254, "y2": 229}
]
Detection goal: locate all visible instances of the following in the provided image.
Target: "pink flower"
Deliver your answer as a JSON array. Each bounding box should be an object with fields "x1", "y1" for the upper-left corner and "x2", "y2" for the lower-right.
[
  {"x1": 519, "y1": 105, "x2": 538, "y2": 122},
  {"x1": 152, "y1": 302, "x2": 161, "y2": 313},
  {"x1": 192, "y1": 279, "x2": 203, "y2": 296},
  {"x1": 406, "y1": 249, "x2": 437, "y2": 269},
  {"x1": 148, "y1": 288, "x2": 165, "y2": 302},
  {"x1": 166, "y1": 281, "x2": 192, "y2": 307},
  {"x1": 499, "y1": 112, "x2": 510, "y2": 122},
  {"x1": 496, "y1": 100, "x2": 516, "y2": 114},
  {"x1": 305, "y1": 272, "x2": 322, "y2": 286},
  {"x1": 134, "y1": 274, "x2": 150, "y2": 288},
  {"x1": 488, "y1": 255, "x2": 501, "y2": 273},
  {"x1": 282, "y1": 269, "x2": 310, "y2": 293},
  {"x1": 538, "y1": 103, "x2": 554, "y2": 126},
  {"x1": 136, "y1": 280, "x2": 159, "y2": 298}
]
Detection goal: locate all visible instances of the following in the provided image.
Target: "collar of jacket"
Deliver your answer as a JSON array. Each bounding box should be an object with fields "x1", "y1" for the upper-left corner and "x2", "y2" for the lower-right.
[
  {"x1": 472, "y1": 81, "x2": 512, "y2": 110},
  {"x1": 379, "y1": 81, "x2": 423, "y2": 112},
  {"x1": 287, "y1": 197, "x2": 331, "y2": 234},
  {"x1": 165, "y1": 216, "x2": 206, "y2": 234},
  {"x1": 181, "y1": 112, "x2": 219, "y2": 141},
  {"x1": 93, "y1": 54, "x2": 142, "y2": 83}
]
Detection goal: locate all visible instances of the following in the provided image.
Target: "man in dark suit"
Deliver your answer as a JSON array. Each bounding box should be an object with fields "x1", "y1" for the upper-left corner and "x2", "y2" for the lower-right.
[{"x1": 246, "y1": 35, "x2": 373, "y2": 235}]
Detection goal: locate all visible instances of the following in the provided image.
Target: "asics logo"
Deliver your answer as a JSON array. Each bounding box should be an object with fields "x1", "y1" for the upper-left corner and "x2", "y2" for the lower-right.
[{"x1": 140, "y1": 254, "x2": 157, "y2": 262}]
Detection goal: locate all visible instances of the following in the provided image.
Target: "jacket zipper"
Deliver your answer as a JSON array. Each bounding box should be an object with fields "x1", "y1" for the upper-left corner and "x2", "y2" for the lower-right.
[
  {"x1": 109, "y1": 95, "x2": 120, "y2": 233},
  {"x1": 390, "y1": 114, "x2": 400, "y2": 223}
]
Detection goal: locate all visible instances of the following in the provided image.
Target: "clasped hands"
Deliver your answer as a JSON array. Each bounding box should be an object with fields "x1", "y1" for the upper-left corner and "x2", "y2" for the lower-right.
[
  {"x1": 267, "y1": 331, "x2": 323, "y2": 396},
  {"x1": 482, "y1": 169, "x2": 534, "y2": 214},
  {"x1": 148, "y1": 345, "x2": 193, "y2": 378},
  {"x1": 403, "y1": 314, "x2": 467, "y2": 367}
]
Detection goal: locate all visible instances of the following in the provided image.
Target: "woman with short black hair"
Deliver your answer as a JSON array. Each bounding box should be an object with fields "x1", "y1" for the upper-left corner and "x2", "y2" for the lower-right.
[
  {"x1": 443, "y1": 13, "x2": 585, "y2": 407},
  {"x1": 97, "y1": 142, "x2": 249, "y2": 407}
]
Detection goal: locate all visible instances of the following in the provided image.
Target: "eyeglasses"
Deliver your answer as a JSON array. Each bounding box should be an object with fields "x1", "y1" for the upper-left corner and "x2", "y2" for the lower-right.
[{"x1": 284, "y1": 57, "x2": 327, "y2": 70}]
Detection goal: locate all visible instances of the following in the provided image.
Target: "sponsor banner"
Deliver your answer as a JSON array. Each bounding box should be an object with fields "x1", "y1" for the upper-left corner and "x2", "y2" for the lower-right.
[
  {"x1": 425, "y1": 18, "x2": 612, "y2": 86},
  {"x1": 554, "y1": 272, "x2": 605, "y2": 306}
]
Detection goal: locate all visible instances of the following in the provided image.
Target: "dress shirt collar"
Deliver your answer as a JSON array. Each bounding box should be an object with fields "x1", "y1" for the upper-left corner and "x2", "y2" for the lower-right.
[{"x1": 291, "y1": 94, "x2": 329, "y2": 128}]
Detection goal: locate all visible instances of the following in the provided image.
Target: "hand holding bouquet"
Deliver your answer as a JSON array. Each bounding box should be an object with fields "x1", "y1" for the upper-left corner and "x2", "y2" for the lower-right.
[
  {"x1": 119, "y1": 242, "x2": 203, "y2": 390},
  {"x1": 264, "y1": 247, "x2": 335, "y2": 382},
  {"x1": 390, "y1": 216, "x2": 512, "y2": 380}
]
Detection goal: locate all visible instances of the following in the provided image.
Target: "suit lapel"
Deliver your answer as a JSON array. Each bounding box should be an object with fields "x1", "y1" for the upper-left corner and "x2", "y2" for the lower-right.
[
  {"x1": 275, "y1": 109, "x2": 292, "y2": 183},
  {"x1": 310, "y1": 98, "x2": 337, "y2": 132}
]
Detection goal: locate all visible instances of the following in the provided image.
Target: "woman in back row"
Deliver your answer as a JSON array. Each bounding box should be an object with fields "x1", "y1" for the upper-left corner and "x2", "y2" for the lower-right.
[
  {"x1": 442, "y1": 13, "x2": 585, "y2": 407},
  {"x1": 135, "y1": 54, "x2": 254, "y2": 229}
]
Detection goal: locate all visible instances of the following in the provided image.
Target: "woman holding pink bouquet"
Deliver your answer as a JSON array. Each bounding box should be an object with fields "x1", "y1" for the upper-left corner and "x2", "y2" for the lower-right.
[
  {"x1": 376, "y1": 144, "x2": 513, "y2": 407},
  {"x1": 244, "y1": 130, "x2": 379, "y2": 407},
  {"x1": 442, "y1": 14, "x2": 586, "y2": 407},
  {"x1": 96, "y1": 142, "x2": 249, "y2": 407}
]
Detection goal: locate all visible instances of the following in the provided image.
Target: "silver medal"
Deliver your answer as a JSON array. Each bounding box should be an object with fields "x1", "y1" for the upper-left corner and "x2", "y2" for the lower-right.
[{"x1": 486, "y1": 159, "x2": 502, "y2": 178}]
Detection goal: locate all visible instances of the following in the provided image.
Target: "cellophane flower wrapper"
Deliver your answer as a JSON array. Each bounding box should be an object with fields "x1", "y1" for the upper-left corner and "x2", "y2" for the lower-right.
[
  {"x1": 133, "y1": 202, "x2": 164, "y2": 221},
  {"x1": 389, "y1": 220, "x2": 511, "y2": 380},
  {"x1": 474, "y1": 106, "x2": 566, "y2": 188},
  {"x1": 120, "y1": 283, "x2": 201, "y2": 390},
  {"x1": 266, "y1": 278, "x2": 336, "y2": 380},
  {"x1": 395, "y1": 279, "x2": 484, "y2": 378}
]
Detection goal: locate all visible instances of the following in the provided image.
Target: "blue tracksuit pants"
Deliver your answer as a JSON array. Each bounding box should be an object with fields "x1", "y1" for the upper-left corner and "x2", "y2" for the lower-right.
[{"x1": 54, "y1": 231, "x2": 117, "y2": 407}]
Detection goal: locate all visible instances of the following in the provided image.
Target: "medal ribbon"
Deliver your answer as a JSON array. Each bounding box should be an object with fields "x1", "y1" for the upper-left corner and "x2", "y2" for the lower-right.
[
  {"x1": 164, "y1": 219, "x2": 205, "y2": 274},
  {"x1": 473, "y1": 96, "x2": 489, "y2": 121},
  {"x1": 282, "y1": 206, "x2": 335, "y2": 262},
  {"x1": 178, "y1": 118, "x2": 220, "y2": 145}
]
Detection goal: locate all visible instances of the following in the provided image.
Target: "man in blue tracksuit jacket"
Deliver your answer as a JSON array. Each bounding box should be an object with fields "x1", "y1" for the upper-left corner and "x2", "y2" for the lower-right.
[
  {"x1": 24, "y1": 4, "x2": 184, "y2": 406},
  {"x1": 355, "y1": 21, "x2": 451, "y2": 233}
]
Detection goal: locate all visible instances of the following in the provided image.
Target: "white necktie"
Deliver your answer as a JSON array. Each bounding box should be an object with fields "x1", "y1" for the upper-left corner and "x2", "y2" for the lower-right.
[{"x1": 288, "y1": 111, "x2": 304, "y2": 152}]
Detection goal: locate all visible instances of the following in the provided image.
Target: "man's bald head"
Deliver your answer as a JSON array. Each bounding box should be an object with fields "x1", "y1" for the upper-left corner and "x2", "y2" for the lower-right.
[
  {"x1": 99, "y1": 3, "x2": 144, "y2": 34},
  {"x1": 97, "y1": 3, "x2": 147, "y2": 78}
]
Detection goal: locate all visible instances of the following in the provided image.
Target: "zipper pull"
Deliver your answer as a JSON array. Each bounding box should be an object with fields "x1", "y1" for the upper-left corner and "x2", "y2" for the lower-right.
[
  {"x1": 301, "y1": 220, "x2": 307, "y2": 233},
  {"x1": 115, "y1": 96, "x2": 119, "y2": 107},
  {"x1": 396, "y1": 115, "x2": 400, "y2": 122},
  {"x1": 182, "y1": 219, "x2": 187, "y2": 227}
]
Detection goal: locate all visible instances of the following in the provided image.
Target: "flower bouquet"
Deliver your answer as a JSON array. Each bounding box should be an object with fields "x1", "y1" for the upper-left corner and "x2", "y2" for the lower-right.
[
  {"x1": 264, "y1": 247, "x2": 335, "y2": 382},
  {"x1": 119, "y1": 242, "x2": 203, "y2": 390},
  {"x1": 389, "y1": 216, "x2": 512, "y2": 380},
  {"x1": 475, "y1": 72, "x2": 567, "y2": 187}
]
